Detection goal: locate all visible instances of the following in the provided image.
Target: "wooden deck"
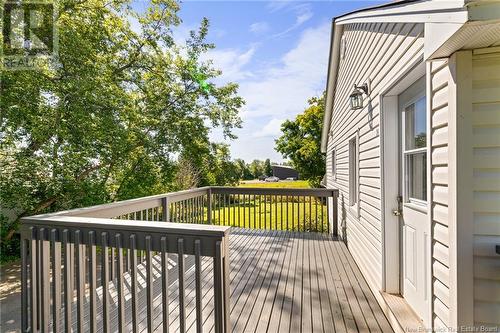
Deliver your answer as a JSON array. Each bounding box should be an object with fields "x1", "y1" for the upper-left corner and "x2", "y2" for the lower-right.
[
  {"x1": 70, "y1": 228, "x2": 392, "y2": 332},
  {"x1": 114, "y1": 228, "x2": 392, "y2": 332}
]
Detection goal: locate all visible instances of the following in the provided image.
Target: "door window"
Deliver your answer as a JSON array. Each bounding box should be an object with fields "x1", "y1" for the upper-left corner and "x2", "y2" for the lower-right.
[{"x1": 403, "y1": 96, "x2": 427, "y2": 203}]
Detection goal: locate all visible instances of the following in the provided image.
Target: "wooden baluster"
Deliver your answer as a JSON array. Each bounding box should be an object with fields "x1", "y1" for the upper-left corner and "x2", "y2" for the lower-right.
[
  {"x1": 116, "y1": 234, "x2": 125, "y2": 332},
  {"x1": 21, "y1": 236, "x2": 28, "y2": 332},
  {"x1": 75, "y1": 230, "x2": 85, "y2": 332},
  {"x1": 315, "y1": 197, "x2": 319, "y2": 232},
  {"x1": 146, "y1": 236, "x2": 154, "y2": 333},
  {"x1": 29, "y1": 227, "x2": 39, "y2": 332},
  {"x1": 309, "y1": 196, "x2": 313, "y2": 232},
  {"x1": 286, "y1": 196, "x2": 289, "y2": 231},
  {"x1": 161, "y1": 237, "x2": 170, "y2": 332},
  {"x1": 162, "y1": 197, "x2": 169, "y2": 222},
  {"x1": 178, "y1": 238, "x2": 186, "y2": 332},
  {"x1": 242, "y1": 194, "x2": 245, "y2": 228},
  {"x1": 214, "y1": 240, "x2": 230, "y2": 333},
  {"x1": 88, "y1": 231, "x2": 97, "y2": 333},
  {"x1": 194, "y1": 240, "x2": 203, "y2": 333},
  {"x1": 111, "y1": 245, "x2": 115, "y2": 280},
  {"x1": 50, "y1": 229, "x2": 62, "y2": 333},
  {"x1": 232, "y1": 195, "x2": 235, "y2": 227},
  {"x1": 253, "y1": 195, "x2": 256, "y2": 229},
  {"x1": 281, "y1": 195, "x2": 284, "y2": 231},
  {"x1": 321, "y1": 197, "x2": 325, "y2": 233},
  {"x1": 275, "y1": 195, "x2": 278, "y2": 230},
  {"x1": 130, "y1": 235, "x2": 139, "y2": 333},
  {"x1": 62, "y1": 229, "x2": 72, "y2": 333},
  {"x1": 39, "y1": 228, "x2": 50, "y2": 332},
  {"x1": 270, "y1": 195, "x2": 273, "y2": 230},
  {"x1": 258, "y1": 195, "x2": 262, "y2": 229},
  {"x1": 101, "y1": 232, "x2": 110, "y2": 333}
]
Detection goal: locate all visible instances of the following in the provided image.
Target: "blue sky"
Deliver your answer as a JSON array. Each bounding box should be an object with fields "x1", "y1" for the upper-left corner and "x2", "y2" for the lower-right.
[{"x1": 141, "y1": 1, "x2": 385, "y2": 162}]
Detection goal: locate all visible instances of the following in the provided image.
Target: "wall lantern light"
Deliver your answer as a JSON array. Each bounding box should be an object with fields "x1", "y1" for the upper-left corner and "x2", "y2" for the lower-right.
[{"x1": 349, "y1": 83, "x2": 369, "y2": 110}]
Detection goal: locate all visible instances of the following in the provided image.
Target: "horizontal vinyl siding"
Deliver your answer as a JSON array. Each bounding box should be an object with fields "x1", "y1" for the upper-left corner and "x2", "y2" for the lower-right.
[
  {"x1": 325, "y1": 22, "x2": 424, "y2": 291},
  {"x1": 428, "y1": 58, "x2": 452, "y2": 329},
  {"x1": 471, "y1": 51, "x2": 500, "y2": 328}
]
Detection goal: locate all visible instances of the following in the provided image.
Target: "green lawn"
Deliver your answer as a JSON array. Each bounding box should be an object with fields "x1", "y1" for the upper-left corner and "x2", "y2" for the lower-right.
[
  {"x1": 207, "y1": 180, "x2": 329, "y2": 232},
  {"x1": 210, "y1": 196, "x2": 328, "y2": 232}
]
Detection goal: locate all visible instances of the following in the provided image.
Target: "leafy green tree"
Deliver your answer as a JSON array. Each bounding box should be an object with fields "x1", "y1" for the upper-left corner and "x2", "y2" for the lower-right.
[
  {"x1": 275, "y1": 94, "x2": 325, "y2": 187},
  {"x1": 233, "y1": 159, "x2": 252, "y2": 180},
  {"x1": 249, "y1": 159, "x2": 264, "y2": 179},
  {"x1": 0, "y1": 0, "x2": 243, "y2": 255},
  {"x1": 264, "y1": 158, "x2": 272, "y2": 176},
  {"x1": 203, "y1": 144, "x2": 240, "y2": 186}
]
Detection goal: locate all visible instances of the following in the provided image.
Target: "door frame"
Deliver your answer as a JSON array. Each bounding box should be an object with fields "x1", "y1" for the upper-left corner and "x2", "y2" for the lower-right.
[{"x1": 379, "y1": 55, "x2": 432, "y2": 327}]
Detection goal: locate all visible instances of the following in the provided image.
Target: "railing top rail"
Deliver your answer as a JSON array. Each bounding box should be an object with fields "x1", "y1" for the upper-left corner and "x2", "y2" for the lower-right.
[
  {"x1": 34, "y1": 186, "x2": 211, "y2": 219},
  {"x1": 22, "y1": 185, "x2": 338, "y2": 222},
  {"x1": 21, "y1": 215, "x2": 230, "y2": 238},
  {"x1": 210, "y1": 186, "x2": 339, "y2": 197}
]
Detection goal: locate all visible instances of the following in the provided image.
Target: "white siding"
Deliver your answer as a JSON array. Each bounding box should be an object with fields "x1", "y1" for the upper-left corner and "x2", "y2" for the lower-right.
[
  {"x1": 471, "y1": 50, "x2": 500, "y2": 328},
  {"x1": 428, "y1": 58, "x2": 452, "y2": 329},
  {"x1": 326, "y1": 22, "x2": 425, "y2": 290},
  {"x1": 429, "y1": 49, "x2": 500, "y2": 330}
]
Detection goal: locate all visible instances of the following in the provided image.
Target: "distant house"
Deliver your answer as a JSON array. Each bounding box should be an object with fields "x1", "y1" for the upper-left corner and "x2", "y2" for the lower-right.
[
  {"x1": 271, "y1": 165, "x2": 299, "y2": 180},
  {"x1": 321, "y1": 0, "x2": 500, "y2": 331}
]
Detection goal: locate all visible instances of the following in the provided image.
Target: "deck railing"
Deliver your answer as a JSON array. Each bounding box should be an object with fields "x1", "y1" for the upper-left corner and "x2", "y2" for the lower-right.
[
  {"x1": 20, "y1": 186, "x2": 337, "y2": 332},
  {"x1": 210, "y1": 187, "x2": 338, "y2": 233}
]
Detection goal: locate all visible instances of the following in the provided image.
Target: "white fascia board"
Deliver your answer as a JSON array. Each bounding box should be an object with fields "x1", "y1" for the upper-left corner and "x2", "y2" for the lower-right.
[
  {"x1": 467, "y1": 0, "x2": 500, "y2": 21},
  {"x1": 424, "y1": 22, "x2": 464, "y2": 60},
  {"x1": 335, "y1": 0, "x2": 468, "y2": 25},
  {"x1": 321, "y1": 23, "x2": 344, "y2": 153}
]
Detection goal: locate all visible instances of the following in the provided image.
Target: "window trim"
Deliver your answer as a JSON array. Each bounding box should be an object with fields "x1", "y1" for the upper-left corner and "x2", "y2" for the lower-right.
[
  {"x1": 402, "y1": 94, "x2": 428, "y2": 206},
  {"x1": 348, "y1": 134, "x2": 359, "y2": 215},
  {"x1": 331, "y1": 147, "x2": 336, "y2": 180}
]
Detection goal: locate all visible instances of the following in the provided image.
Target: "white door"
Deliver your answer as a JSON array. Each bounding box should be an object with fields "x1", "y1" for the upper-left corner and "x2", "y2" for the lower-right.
[{"x1": 398, "y1": 78, "x2": 428, "y2": 321}]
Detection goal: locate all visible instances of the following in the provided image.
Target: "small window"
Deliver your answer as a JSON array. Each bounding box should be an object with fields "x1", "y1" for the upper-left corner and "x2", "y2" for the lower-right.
[
  {"x1": 403, "y1": 96, "x2": 427, "y2": 203},
  {"x1": 349, "y1": 137, "x2": 358, "y2": 206},
  {"x1": 331, "y1": 149, "x2": 336, "y2": 178}
]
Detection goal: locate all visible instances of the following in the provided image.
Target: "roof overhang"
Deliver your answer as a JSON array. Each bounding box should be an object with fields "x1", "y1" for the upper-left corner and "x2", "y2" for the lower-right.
[
  {"x1": 335, "y1": 0, "x2": 469, "y2": 25},
  {"x1": 320, "y1": 22, "x2": 343, "y2": 153}
]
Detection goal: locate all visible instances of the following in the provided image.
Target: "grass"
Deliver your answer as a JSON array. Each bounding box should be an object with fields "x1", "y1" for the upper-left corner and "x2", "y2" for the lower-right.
[
  {"x1": 204, "y1": 180, "x2": 328, "y2": 232},
  {"x1": 167, "y1": 180, "x2": 329, "y2": 232}
]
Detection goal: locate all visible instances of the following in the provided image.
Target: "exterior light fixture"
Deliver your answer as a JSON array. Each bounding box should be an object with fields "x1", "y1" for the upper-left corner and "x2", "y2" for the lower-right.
[{"x1": 349, "y1": 83, "x2": 369, "y2": 110}]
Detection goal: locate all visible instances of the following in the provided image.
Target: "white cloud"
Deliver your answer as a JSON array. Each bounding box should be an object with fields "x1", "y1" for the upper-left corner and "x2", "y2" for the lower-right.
[
  {"x1": 249, "y1": 22, "x2": 270, "y2": 34},
  {"x1": 204, "y1": 46, "x2": 257, "y2": 83},
  {"x1": 209, "y1": 22, "x2": 330, "y2": 161},
  {"x1": 271, "y1": 9, "x2": 312, "y2": 38},
  {"x1": 254, "y1": 118, "x2": 285, "y2": 138},
  {"x1": 296, "y1": 11, "x2": 313, "y2": 25},
  {"x1": 267, "y1": 0, "x2": 294, "y2": 13},
  {"x1": 240, "y1": 22, "x2": 330, "y2": 120}
]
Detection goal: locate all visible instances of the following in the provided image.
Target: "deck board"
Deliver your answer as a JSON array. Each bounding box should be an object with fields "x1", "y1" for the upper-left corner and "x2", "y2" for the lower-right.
[{"x1": 68, "y1": 229, "x2": 392, "y2": 332}]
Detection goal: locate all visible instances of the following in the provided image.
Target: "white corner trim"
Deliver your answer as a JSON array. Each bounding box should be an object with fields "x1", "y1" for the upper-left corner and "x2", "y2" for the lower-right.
[
  {"x1": 321, "y1": 23, "x2": 344, "y2": 153},
  {"x1": 447, "y1": 50, "x2": 474, "y2": 329},
  {"x1": 424, "y1": 22, "x2": 464, "y2": 60}
]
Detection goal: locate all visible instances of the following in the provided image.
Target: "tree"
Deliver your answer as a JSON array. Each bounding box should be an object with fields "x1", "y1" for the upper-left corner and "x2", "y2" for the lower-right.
[
  {"x1": 234, "y1": 159, "x2": 253, "y2": 180},
  {"x1": 0, "y1": 0, "x2": 243, "y2": 258},
  {"x1": 197, "y1": 143, "x2": 240, "y2": 187},
  {"x1": 249, "y1": 159, "x2": 264, "y2": 179},
  {"x1": 172, "y1": 159, "x2": 200, "y2": 191},
  {"x1": 275, "y1": 93, "x2": 325, "y2": 187},
  {"x1": 264, "y1": 158, "x2": 272, "y2": 176}
]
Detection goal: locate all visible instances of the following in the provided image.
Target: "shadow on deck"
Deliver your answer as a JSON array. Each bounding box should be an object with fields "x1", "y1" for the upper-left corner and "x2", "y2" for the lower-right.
[{"x1": 88, "y1": 228, "x2": 393, "y2": 332}]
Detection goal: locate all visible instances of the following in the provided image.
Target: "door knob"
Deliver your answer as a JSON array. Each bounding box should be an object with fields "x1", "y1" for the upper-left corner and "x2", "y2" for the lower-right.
[{"x1": 392, "y1": 209, "x2": 402, "y2": 216}]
